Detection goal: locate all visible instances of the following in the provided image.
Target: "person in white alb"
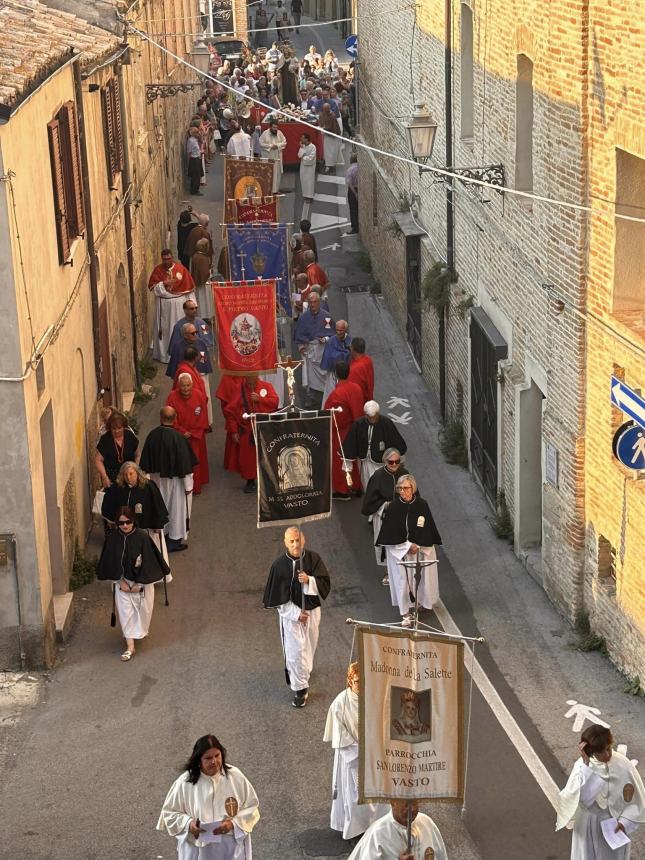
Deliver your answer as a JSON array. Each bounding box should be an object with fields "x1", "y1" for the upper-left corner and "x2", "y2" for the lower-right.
[
  {"x1": 259, "y1": 118, "x2": 287, "y2": 193},
  {"x1": 226, "y1": 122, "x2": 252, "y2": 158},
  {"x1": 323, "y1": 662, "x2": 388, "y2": 840},
  {"x1": 556, "y1": 724, "x2": 645, "y2": 859},
  {"x1": 348, "y1": 800, "x2": 448, "y2": 860}
]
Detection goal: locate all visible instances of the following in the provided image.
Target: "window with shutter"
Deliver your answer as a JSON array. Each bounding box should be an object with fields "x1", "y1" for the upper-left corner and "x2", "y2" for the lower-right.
[
  {"x1": 101, "y1": 78, "x2": 125, "y2": 188},
  {"x1": 59, "y1": 101, "x2": 85, "y2": 237},
  {"x1": 47, "y1": 118, "x2": 71, "y2": 263}
]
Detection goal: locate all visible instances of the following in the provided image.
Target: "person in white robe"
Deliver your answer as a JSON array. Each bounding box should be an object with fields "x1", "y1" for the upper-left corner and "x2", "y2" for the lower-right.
[
  {"x1": 298, "y1": 133, "x2": 317, "y2": 201},
  {"x1": 262, "y1": 528, "x2": 331, "y2": 708},
  {"x1": 324, "y1": 662, "x2": 388, "y2": 839},
  {"x1": 158, "y1": 734, "x2": 260, "y2": 860},
  {"x1": 259, "y1": 119, "x2": 287, "y2": 193},
  {"x1": 376, "y1": 474, "x2": 442, "y2": 627},
  {"x1": 556, "y1": 724, "x2": 645, "y2": 859},
  {"x1": 348, "y1": 801, "x2": 448, "y2": 860},
  {"x1": 226, "y1": 123, "x2": 252, "y2": 158},
  {"x1": 149, "y1": 255, "x2": 197, "y2": 364}
]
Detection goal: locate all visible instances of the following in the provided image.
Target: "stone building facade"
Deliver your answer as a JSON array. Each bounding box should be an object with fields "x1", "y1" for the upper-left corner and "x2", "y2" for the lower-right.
[
  {"x1": 0, "y1": 0, "x2": 202, "y2": 668},
  {"x1": 356, "y1": 0, "x2": 644, "y2": 676}
]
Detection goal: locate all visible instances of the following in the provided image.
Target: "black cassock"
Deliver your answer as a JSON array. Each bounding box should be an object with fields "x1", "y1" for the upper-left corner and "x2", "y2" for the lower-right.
[
  {"x1": 376, "y1": 494, "x2": 442, "y2": 547},
  {"x1": 139, "y1": 425, "x2": 198, "y2": 478},
  {"x1": 263, "y1": 550, "x2": 331, "y2": 612},
  {"x1": 97, "y1": 528, "x2": 170, "y2": 585},
  {"x1": 101, "y1": 480, "x2": 168, "y2": 529},
  {"x1": 361, "y1": 465, "x2": 410, "y2": 517},
  {"x1": 343, "y1": 415, "x2": 407, "y2": 462}
]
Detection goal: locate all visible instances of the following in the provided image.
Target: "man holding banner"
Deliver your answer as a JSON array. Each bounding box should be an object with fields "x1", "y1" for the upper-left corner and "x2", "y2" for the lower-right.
[
  {"x1": 347, "y1": 801, "x2": 448, "y2": 859},
  {"x1": 262, "y1": 527, "x2": 331, "y2": 709},
  {"x1": 224, "y1": 375, "x2": 279, "y2": 493}
]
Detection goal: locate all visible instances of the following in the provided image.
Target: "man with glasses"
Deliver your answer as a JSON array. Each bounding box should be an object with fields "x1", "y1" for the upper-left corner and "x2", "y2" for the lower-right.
[
  {"x1": 361, "y1": 448, "x2": 409, "y2": 579},
  {"x1": 343, "y1": 400, "x2": 407, "y2": 489},
  {"x1": 167, "y1": 299, "x2": 212, "y2": 357}
]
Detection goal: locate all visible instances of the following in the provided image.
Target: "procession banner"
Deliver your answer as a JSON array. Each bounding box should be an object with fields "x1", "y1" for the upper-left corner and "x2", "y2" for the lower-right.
[
  {"x1": 357, "y1": 626, "x2": 464, "y2": 803},
  {"x1": 235, "y1": 196, "x2": 278, "y2": 224},
  {"x1": 224, "y1": 157, "x2": 274, "y2": 224},
  {"x1": 213, "y1": 280, "x2": 277, "y2": 373},
  {"x1": 255, "y1": 413, "x2": 332, "y2": 527},
  {"x1": 226, "y1": 223, "x2": 291, "y2": 316}
]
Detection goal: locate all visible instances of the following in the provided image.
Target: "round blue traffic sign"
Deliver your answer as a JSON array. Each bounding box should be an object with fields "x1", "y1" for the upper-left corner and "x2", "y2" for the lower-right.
[
  {"x1": 614, "y1": 422, "x2": 645, "y2": 470},
  {"x1": 345, "y1": 35, "x2": 358, "y2": 58}
]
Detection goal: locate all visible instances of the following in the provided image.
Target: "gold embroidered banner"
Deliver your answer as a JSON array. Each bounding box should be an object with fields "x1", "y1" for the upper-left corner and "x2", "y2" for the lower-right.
[
  {"x1": 357, "y1": 626, "x2": 464, "y2": 803},
  {"x1": 224, "y1": 157, "x2": 275, "y2": 224}
]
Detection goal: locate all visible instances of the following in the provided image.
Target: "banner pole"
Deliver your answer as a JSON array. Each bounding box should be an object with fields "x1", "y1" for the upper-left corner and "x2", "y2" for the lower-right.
[{"x1": 406, "y1": 801, "x2": 413, "y2": 851}]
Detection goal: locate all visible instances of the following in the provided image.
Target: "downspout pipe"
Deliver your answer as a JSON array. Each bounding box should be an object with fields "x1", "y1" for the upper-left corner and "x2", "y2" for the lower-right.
[
  {"x1": 441, "y1": 0, "x2": 454, "y2": 421},
  {"x1": 116, "y1": 52, "x2": 141, "y2": 389},
  {"x1": 72, "y1": 59, "x2": 103, "y2": 399}
]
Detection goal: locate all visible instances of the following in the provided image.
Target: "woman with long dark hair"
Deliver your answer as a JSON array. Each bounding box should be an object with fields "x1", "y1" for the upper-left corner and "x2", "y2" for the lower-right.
[
  {"x1": 158, "y1": 734, "x2": 260, "y2": 858},
  {"x1": 96, "y1": 506, "x2": 169, "y2": 661},
  {"x1": 557, "y1": 724, "x2": 645, "y2": 858}
]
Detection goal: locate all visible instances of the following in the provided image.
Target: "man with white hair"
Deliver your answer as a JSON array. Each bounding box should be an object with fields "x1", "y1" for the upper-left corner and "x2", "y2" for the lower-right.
[
  {"x1": 263, "y1": 528, "x2": 331, "y2": 708},
  {"x1": 294, "y1": 291, "x2": 333, "y2": 409},
  {"x1": 320, "y1": 319, "x2": 351, "y2": 402},
  {"x1": 343, "y1": 400, "x2": 407, "y2": 487}
]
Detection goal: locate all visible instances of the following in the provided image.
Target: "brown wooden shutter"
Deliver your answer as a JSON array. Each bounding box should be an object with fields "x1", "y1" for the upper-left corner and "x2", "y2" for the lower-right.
[
  {"x1": 60, "y1": 101, "x2": 85, "y2": 237},
  {"x1": 102, "y1": 82, "x2": 117, "y2": 186},
  {"x1": 111, "y1": 77, "x2": 125, "y2": 172},
  {"x1": 47, "y1": 118, "x2": 71, "y2": 263}
]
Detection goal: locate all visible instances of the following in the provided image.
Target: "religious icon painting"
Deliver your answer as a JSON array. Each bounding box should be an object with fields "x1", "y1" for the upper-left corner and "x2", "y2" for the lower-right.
[
  {"x1": 224, "y1": 157, "x2": 274, "y2": 224},
  {"x1": 389, "y1": 687, "x2": 432, "y2": 745}
]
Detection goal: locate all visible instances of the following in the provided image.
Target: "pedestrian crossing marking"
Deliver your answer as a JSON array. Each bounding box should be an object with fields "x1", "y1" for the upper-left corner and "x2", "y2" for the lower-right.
[
  {"x1": 314, "y1": 192, "x2": 348, "y2": 206},
  {"x1": 317, "y1": 174, "x2": 346, "y2": 185},
  {"x1": 310, "y1": 213, "x2": 349, "y2": 229}
]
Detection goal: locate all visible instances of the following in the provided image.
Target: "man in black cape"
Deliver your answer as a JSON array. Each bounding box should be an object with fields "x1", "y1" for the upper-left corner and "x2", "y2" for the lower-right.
[
  {"x1": 343, "y1": 400, "x2": 407, "y2": 489},
  {"x1": 263, "y1": 527, "x2": 331, "y2": 708},
  {"x1": 139, "y1": 406, "x2": 198, "y2": 552},
  {"x1": 376, "y1": 474, "x2": 442, "y2": 626},
  {"x1": 361, "y1": 448, "x2": 409, "y2": 575}
]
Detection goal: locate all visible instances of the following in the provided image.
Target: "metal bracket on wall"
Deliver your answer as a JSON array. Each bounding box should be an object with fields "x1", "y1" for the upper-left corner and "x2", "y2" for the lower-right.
[{"x1": 145, "y1": 83, "x2": 203, "y2": 103}]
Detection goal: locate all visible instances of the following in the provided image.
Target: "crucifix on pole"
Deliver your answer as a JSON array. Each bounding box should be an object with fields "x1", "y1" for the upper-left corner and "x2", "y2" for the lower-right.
[{"x1": 275, "y1": 354, "x2": 303, "y2": 410}]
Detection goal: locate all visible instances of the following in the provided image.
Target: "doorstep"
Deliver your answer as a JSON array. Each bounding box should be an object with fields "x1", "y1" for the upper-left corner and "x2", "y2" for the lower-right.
[{"x1": 53, "y1": 592, "x2": 74, "y2": 643}]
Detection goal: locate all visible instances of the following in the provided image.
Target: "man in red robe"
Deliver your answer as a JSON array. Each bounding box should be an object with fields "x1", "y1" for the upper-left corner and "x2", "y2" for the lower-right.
[
  {"x1": 348, "y1": 337, "x2": 375, "y2": 405},
  {"x1": 215, "y1": 374, "x2": 243, "y2": 470},
  {"x1": 303, "y1": 249, "x2": 329, "y2": 292},
  {"x1": 224, "y1": 375, "x2": 279, "y2": 492},
  {"x1": 165, "y1": 374, "x2": 210, "y2": 494},
  {"x1": 148, "y1": 249, "x2": 196, "y2": 363},
  {"x1": 173, "y1": 346, "x2": 209, "y2": 404},
  {"x1": 324, "y1": 360, "x2": 364, "y2": 500}
]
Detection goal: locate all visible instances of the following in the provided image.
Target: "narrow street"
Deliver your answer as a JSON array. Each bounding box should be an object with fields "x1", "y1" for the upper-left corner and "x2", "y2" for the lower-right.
[{"x1": 0, "y1": 10, "x2": 643, "y2": 860}]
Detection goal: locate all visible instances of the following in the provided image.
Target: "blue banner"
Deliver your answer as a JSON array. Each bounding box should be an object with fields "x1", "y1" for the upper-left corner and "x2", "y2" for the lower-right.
[{"x1": 227, "y1": 224, "x2": 291, "y2": 316}]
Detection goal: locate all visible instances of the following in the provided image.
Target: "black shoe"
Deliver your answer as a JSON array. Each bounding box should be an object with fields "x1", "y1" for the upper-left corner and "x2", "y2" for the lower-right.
[
  {"x1": 167, "y1": 540, "x2": 188, "y2": 553},
  {"x1": 243, "y1": 480, "x2": 256, "y2": 493},
  {"x1": 332, "y1": 492, "x2": 351, "y2": 501},
  {"x1": 292, "y1": 689, "x2": 309, "y2": 708}
]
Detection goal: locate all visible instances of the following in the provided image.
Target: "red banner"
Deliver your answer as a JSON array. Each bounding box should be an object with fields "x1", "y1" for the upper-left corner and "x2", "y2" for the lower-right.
[
  {"x1": 235, "y1": 196, "x2": 278, "y2": 224},
  {"x1": 214, "y1": 280, "x2": 277, "y2": 373}
]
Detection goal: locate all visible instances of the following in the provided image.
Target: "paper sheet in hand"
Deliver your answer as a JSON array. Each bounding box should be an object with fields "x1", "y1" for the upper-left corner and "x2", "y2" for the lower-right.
[
  {"x1": 600, "y1": 817, "x2": 631, "y2": 849},
  {"x1": 579, "y1": 771, "x2": 605, "y2": 807},
  {"x1": 198, "y1": 821, "x2": 224, "y2": 843}
]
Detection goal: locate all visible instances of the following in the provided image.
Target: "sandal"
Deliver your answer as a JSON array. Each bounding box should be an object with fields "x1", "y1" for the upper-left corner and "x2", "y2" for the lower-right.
[{"x1": 120, "y1": 649, "x2": 135, "y2": 661}]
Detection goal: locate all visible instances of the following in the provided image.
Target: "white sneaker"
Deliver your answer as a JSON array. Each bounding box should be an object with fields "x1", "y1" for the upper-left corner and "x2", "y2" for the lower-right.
[{"x1": 381, "y1": 574, "x2": 389, "y2": 586}]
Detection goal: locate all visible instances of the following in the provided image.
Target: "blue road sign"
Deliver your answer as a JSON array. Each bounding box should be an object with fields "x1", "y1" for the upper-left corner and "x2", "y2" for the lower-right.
[
  {"x1": 345, "y1": 35, "x2": 358, "y2": 58},
  {"x1": 615, "y1": 423, "x2": 645, "y2": 470},
  {"x1": 610, "y1": 376, "x2": 645, "y2": 430}
]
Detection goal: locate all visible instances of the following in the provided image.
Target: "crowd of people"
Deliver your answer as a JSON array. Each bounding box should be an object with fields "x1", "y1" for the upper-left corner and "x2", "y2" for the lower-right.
[{"x1": 88, "y1": 28, "x2": 645, "y2": 860}]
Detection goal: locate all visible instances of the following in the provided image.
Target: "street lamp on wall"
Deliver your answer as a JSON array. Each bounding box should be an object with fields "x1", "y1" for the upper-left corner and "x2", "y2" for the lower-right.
[{"x1": 403, "y1": 103, "x2": 438, "y2": 164}]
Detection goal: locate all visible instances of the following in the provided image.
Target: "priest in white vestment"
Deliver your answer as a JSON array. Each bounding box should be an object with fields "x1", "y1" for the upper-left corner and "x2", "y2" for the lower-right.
[
  {"x1": 324, "y1": 662, "x2": 388, "y2": 839},
  {"x1": 139, "y1": 407, "x2": 198, "y2": 552},
  {"x1": 226, "y1": 123, "x2": 252, "y2": 158},
  {"x1": 556, "y1": 724, "x2": 645, "y2": 859},
  {"x1": 298, "y1": 134, "x2": 317, "y2": 200},
  {"x1": 158, "y1": 734, "x2": 260, "y2": 859},
  {"x1": 148, "y1": 250, "x2": 197, "y2": 364},
  {"x1": 348, "y1": 801, "x2": 448, "y2": 860},
  {"x1": 259, "y1": 119, "x2": 287, "y2": 193}
]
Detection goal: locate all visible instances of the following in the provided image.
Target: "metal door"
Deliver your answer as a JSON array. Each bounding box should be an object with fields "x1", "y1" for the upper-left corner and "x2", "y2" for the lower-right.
[
  {"x1": 406, "y1": 236, "x2": 422, "y2": 366},
  {"x1": 470, "y1": 307, "x2": 507, "y2": 503}
]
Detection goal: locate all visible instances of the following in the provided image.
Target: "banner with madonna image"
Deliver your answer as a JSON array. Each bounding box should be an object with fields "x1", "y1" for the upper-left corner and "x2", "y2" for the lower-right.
[
  {"x1": 357, "y1": 625, "x2": 464, "y2": 803},
  {"x1": 255, "y1": 413, "x2": 332, "y2": 528},
  {"x1": 226, "y1": 223, "x2": 291, "y2": 317},
  {"x1": 213, "y1": 280, "x2": 277, "y2": 373},
  {"x1": 224, "y1": 156, "x2": 275, "y2": 224}
]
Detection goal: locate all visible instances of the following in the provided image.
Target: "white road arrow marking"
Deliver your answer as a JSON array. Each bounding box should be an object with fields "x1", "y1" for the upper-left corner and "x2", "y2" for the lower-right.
[
  {"x1": 387, "y1": 396, "x2": 411, "y2": 409},
  {"x1": 321, "y1": 242, "x2": 341, "y2": 251},
  {"x1": 388, "y1": 411, "x2": 413, "y2": 425},
  {"x1": 612, "y1": 383, "x2": 645, "y2": 425}
]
